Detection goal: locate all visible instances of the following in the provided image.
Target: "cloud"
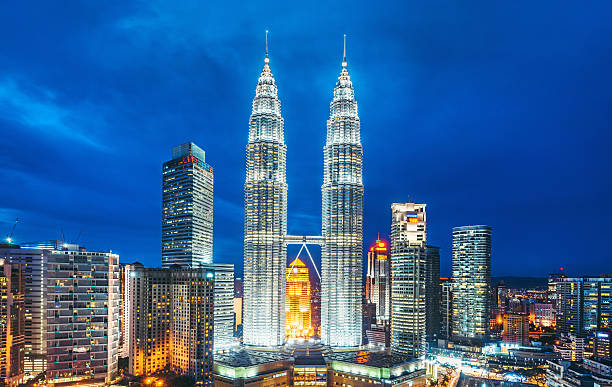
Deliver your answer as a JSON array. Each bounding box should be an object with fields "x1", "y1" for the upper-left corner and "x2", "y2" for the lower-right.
[{"x1": 0, "y1": 77, "x2": 108, "y2": 150}]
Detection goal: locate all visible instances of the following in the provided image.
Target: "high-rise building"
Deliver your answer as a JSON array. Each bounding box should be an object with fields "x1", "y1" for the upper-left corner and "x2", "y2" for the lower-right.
[
  {"x1": 532, "y1": 302, "x2": 555, "y2": 328},
  {"x1": 366, "y1": 239, "x2": 391, "y2": 322},
  {"x1": 128, "y1": 265, "x2": 172, "y2": 376},
  {"x1": 286, "y1": 258, "x2": 313, "y2": 339},
  {"x1": 554, "y1": 334, "x2": 584, "y2": 362},
  {"x1": 210, "y1": 264, "x2": 235, "y2": 352},
  {"x1": 46, "y1": 247, "x2": 120, "y2": 385},
  {"x1": 162, "y1": 142, "x2": 214, "y2": 268},
  {"x1": 425, "y1": 246, "x2": 441, "y2": 341},
  {"x1": 0, "y1": 248, "x2": 47, "y2": 376},
  {"x1": 0, "y1": 259, "x2": 25, "y2": 387},
  {"x1": 321, "y1": 45, "x2": 363, "y2": 348},
  {"x1": 556, "y1": 276, "x2": 612, "y2": 352},
  {"x1": 119, "y1": 263, "x2": 138, "y2": 358},
  {"x1": 390, "y1": 202, "x2": 427, "y2": 357},
  {"x1": 126, "y1": 265, "x2": 218, "y2": 385},
  {"x1": 451, "y1": 225, "x2": 492, "y2": 343},
  {"x1": 440, "y1": 278, "x2": 453, "y2": 340},
  {"x1": 243, "y1": 49, "x2": 288, "y2": 347},
  {"x1": 502, "y1": 312, "x2": 529, "y2": 346}
]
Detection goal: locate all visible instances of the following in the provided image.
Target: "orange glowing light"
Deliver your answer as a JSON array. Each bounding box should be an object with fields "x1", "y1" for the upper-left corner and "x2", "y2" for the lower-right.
[
  {"x1": 356, "y1": 350, "x2": 371, "y2": 364},
  {"x1": 286, "y1": 258, "x2": 313, "y2": 339},
  {"x1": 378, "y1": 241, "x2": 385, "y2": 248},
  {"x1": 409, "y1": 217, "x2": 418, "y2": 223}
]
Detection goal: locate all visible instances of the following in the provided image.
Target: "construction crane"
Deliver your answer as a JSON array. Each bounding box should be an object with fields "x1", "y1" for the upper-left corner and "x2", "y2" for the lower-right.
[{"x1": 5, "y1": 218, "x2": 19, "y2": 244}]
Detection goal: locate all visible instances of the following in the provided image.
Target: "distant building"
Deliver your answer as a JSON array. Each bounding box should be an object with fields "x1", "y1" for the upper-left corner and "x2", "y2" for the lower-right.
[
  {"x1": 119, "y1": 263, "x2": 138, "y2": 358},
  {"x1": 451, "y1": 225, "x2": 492, "y2": 343},
  {"x1": 594, "y1": 328, "x2": 611, "y2": 360},
  {"x1": 390, "y1": 202, "x2": 427, "y2": 357},
  {"x1": 440, "y1": 278, "x2": 453, "y2": 340},
  {"x1": 286, "y1": 258, "x2": 313, "y2": 339},
  {"x1": 554, "y1": 334, "x2": 585, "y2": 362},
  {"x1": 502, "y1": 312, "x2": 530, "y2": 347},
  {"x1": 532, "y1": 302, "x2": 555, "y2": 328},
  {"x1": 365, "y1": 239, "x2": 391, "y2": 322},
  {"x1": 162, "y1": 142, "x2": 214, "y2": 268},
  {"x1": 0, "y1": 259, "x2": 25, "y2": 387},
  {"x1": 425, "y1": 246, "x2": 440, "y2": 341},
  {"x1": 45, "y1": 247, "x2": 120, "y2": 386},
  {"x1": 211, "y1": 264, "x2": 235, "y2": 352}
]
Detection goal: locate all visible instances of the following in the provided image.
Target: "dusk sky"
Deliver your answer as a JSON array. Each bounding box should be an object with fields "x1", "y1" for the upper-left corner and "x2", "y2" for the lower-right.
[{"x1": 1, "y1": 2, "x2": 611, "y2": 277}]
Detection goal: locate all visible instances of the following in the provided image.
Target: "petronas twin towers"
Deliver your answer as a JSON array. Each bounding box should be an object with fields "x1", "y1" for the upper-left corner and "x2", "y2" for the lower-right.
[{"x1": 244, "y1": 36, "x2": 363, "y2": 348}]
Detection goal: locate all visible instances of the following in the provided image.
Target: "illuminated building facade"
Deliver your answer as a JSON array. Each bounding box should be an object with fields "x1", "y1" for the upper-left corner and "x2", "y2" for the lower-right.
[
  {"x1": 532, "y1": 302, "x2": 555, "y2": 328},
  {"x1": 502, "y1": 312, "x2": 529, "y2": 346},
  {"x1": 45, "y1": 248, "x2": 120, "y2": 386},
  {"x1": 594, "y1": 328, "x2": 611, "y2": 360},
  {"x1": 390, "y1": 202, "x2": 427, "y2": 357},
  {"x1": 210, "y1": 264, "x2": 235, "y2": 352},
  {"x1": 119, "y1": 263, "x2": 137, "y2": 358},
  {"x1": 321, "y1": 47, "x2": 363, "y2": 348},
  {"x1": 554, "y1": 334, "x2": 584, "y2": 362},
  {"x1": 286, "y1": 258, "x2": 313, "y2": 339},
  {"x1": 162, "y1": 142, "x2": 214, "y2": 268},
  {"x1": 214, "y1": 349, "x2": 293, "y2": 387},
  {"x1": 0, "y1": 260, "x2": 25, "y2": 387},
  {"x1": 243, "y1": 50, "x2": 288, "y2": 347},
  {"x1": 440, "y1": 279, "x2": 453, "y2": 340},
  {"x1": 0, "y1": 248, "x2": 47, "y2": 376},
  {"x1": 451, "y1": 225, "x2": 492, "y2": 343},
  {"x1": 128, "y1": 265, "x2": 171, "y2": 377},
  {"x1": 366, "y1": 239, "x2": 391, "y2": 322},
  {"x1": 127, "y1": 265, "x2": 226, "y2": 384}
]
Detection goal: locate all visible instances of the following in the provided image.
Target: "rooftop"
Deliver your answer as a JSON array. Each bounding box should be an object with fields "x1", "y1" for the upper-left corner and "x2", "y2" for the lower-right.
[
  {"x1": 214, "y1": 349, "x2": 292, "y2": 368},
  {"x1": 326, "y1": 350, "x2": 415, "y2": 369}
]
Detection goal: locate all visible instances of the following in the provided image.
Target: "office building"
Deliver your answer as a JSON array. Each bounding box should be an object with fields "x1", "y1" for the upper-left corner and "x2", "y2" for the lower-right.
[
  {"x1": 0, "y1": 259, "x2": 25, "y2": 387},
  {"x1": 119, "y1": 263, "x2": 138, "y2": 358},
  {"x1": 243, "y1": 49, "x2": 288, "y2": 347},
  {"x1": 451, "y1": 225, "x2": 492, "y2": 343},
  {"x1": 286, "y1": 258, "x2": 313, "y2": 339},
  {"x1": 0, "y1": 248, "x2": 47, "y2": 376},
  {"x1": 366, "y1": 239, "x2": 391, "y2": 322},
  {"x1": 46, "y1": 247, "x2": 120, "y2": 386},
  {"x1": 162, "y1": 142, "x2": 214, "y2": 268},
  {"x1": 502, "y1": 312, "x2": 530, "y2": 346},
  {"x1": 440, "y1": 278, "x2": 453, "y2": 340},
  {"x1": 234, "y1": 278, "x2": 243, "y2": 338},
  {"x1": 321, "y1": 45, "x2": 363, "y2": 348},
  {"x1": 390, "y1": 202, "x2": 427, "y2": 357}
]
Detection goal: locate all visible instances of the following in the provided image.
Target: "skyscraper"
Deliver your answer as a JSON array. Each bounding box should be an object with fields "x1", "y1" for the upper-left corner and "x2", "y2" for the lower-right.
[
  {"x1": 366, "y1": 239, "x2": 391, "y2": 322},
  {"x1": 0, "y1": 259, "x2": 25, "y2": 387},
  {"x1": 321, "y1": 38, "x2": 363, "y2": 347},
  {"x1": 451, "y1": 225, "x2": 492, "y2": 343},
  {"x1": 502, "y1": 312, "x2": 530, "y2": 346},
  {"x1": 243, "y1": 47, "x2": 288, "y2": 347},
  {"x1": 440, "y1": 278, "x2": 453, "y2": 340},
  {"x1": 425, "y1": 246, "x2": 441, "y2": 340},
  {"x1": 162, "y1": 142, "x2": 214, "y2": 268},
  {"x1": 390, "y1": 202, "x2": 427, "y2": 356},
  {"x1": 286, "y1": 258, "x2": 313, "y2": 339}
]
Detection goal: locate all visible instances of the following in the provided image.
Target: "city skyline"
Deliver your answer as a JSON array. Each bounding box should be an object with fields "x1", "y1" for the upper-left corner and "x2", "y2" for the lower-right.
[{"x1": 2, "y1": 2, "x2": 612, "y2": 277}]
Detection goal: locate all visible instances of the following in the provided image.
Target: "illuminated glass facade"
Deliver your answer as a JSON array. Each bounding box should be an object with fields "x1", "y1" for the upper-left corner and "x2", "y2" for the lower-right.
[
  {"x1": 243, "y1": 53, "x2": 287, "y2": 347},
  {"x1": 451, "y1": 225, "x2": 491, "y2": 343},
  {"x1": 162, "y1": 142, "x2": 214, "y2": 268},
  {"x1": 321, "y1": 53, "x2": 363, "y2": 348},
  {"x1": 366, "y1": 239, "x2": 391, "y2": 322},
  {"x1": 390, "y1": 203, "x2": 427, "y2": 357},
  {"x1": 286, "y1": 258, "x2": 313, "y2": 339}
]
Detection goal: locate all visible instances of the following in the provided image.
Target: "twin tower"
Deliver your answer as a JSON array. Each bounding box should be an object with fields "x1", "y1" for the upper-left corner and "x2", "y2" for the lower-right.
[{"x1": 243, "y1": 37, "x2": 364, "y2": 347}]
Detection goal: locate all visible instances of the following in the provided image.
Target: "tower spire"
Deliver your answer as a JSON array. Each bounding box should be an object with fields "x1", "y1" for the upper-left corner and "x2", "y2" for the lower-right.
[
  {"x1": 265, "y1": 30, "x2": 270, "y2": 63},
  {"x1": 342, "y1": 34, "x2": 347, "y2": 67}
]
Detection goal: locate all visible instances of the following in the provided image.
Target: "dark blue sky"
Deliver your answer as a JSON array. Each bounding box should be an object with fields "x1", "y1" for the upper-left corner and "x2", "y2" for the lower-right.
[{"x1": 1, "y1": 2, "x2": 611, "y2": 277}]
